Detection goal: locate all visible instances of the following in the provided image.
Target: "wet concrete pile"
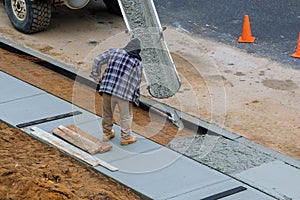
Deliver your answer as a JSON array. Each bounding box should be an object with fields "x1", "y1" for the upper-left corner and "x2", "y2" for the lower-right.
[
  {"x1": 119, "y1": 0, "x2": 181, "y2": 98},
  {"x1": 168, "y1": 135, "x2": 275, "y2": 174}
]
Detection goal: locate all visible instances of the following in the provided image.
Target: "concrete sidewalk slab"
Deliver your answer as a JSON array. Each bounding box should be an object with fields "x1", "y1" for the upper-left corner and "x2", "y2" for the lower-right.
[
  {"x1": 0, "y1": 73, "x2": 97, "y2": 127},
  {"x1": 0, "y1": 71, "x2": 44, "y2": 103},
  {"x1": 169, "y1": 179, "x2": 275, "y2": 200},
  {"x1": 0, "y1": 93, "x2": 95, "y2": 127},
  {"x1": 95, "y1": 155, "x2": 233, "y2": 200},
  {"x1": 108, "y1": 146, "x2": 182, "y2": 173},
  {"x1": 236, "y1": 160, "x2": 300, "y2": 200}
]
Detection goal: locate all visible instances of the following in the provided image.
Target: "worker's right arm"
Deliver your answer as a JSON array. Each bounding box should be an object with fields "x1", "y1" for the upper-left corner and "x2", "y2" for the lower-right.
[{"x1": 90, "y1": 50, "x2": 111, "y2": 82}]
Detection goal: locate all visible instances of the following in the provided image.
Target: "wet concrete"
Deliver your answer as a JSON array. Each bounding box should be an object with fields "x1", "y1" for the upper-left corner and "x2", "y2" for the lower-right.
[{"x1": 169, "y1": 135, "x2": 276, "y2": 175}]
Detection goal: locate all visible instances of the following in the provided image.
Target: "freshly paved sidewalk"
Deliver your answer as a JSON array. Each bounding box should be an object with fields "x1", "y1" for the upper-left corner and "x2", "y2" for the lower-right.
[{"x1": 1, "y1": 70, "x2": 300, "y2": 199}]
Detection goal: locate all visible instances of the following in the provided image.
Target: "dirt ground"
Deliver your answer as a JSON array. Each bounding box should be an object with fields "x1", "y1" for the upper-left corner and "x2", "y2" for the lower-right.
[{"x1": 0, "y1": 121, "x2": 141, "y2": 200}]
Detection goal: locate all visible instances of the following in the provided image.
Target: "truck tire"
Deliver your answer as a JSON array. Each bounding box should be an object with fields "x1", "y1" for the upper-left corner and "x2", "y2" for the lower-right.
[
  {"x1": 103, "y1": 0, "x2": 121, "y2": 16},
  {"x1": 4, "y1": 0, "x2": 51, "y2": 34}
]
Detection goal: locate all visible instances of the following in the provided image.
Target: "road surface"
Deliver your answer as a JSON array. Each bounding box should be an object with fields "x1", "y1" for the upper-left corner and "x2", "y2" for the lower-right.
[{"x1": 155, "y1": 0, "x2": 300, "y2": 68}]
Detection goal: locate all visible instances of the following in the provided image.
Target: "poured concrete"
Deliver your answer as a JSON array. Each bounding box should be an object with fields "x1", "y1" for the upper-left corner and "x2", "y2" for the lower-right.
[
  {"x1": 169, "y1": 135, "x2": 276, "y2": 174},
  {"x1": 0, "y1": 71, "x2": 44, "y2": 103},
  {"x1": 95, "y1": 156, "x2": 232, "y2": 199},
  {"x1": 0, "y1": 93, "x2": 96, "y2": 127},
  {"x1": 236, "y1": 160, "x2": 300, "y2": 200},
  {"x1": 170, "y1": 179, "x2": 275, "y2": 200}
]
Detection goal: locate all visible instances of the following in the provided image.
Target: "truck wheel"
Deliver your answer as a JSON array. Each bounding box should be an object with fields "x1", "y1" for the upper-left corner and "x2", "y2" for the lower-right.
[
  {"x1": 103, "y1": 0, "x2": 121, "y2": 16},
  {"x1": 4, "y1": 0, "x2": 51, "y2": 33}
]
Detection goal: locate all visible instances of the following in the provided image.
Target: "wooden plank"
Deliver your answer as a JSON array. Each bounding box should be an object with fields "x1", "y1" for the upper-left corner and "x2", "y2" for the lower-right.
[
  {"x1": 30, "y1": 127, "x2": 98, "y2": 166},
  {"x1": 53, "y1": 126, "x2": 98, "y2": 154},
  {"x1": 29, "y1": 127, "x2": 118, "y2": 171},
  {"x1": 67, "y1": 125, "x2": 100, "y2": 144},
  {"x1": 52, "y1": 125, "x2": 112, "y2": 154}
]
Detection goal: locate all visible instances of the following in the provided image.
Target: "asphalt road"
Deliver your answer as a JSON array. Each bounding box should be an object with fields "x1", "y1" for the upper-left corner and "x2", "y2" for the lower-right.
[{"x1": 154, "y1": 0, "x2": 300, "y2": 68}]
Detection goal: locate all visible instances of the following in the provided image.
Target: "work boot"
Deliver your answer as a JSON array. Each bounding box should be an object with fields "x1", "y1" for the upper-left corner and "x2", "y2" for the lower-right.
[
  {"x1": 103, "y1": 130, "x2": 115, "y2": 142},
  {"x1": 120, "y1": 135, "x2": 137, "y2": 146}
]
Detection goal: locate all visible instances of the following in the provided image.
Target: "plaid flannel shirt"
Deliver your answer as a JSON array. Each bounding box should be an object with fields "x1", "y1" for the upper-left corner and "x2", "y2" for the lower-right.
[{"x1": 91, "y1": 48, "x2": 143, "y2": 105}]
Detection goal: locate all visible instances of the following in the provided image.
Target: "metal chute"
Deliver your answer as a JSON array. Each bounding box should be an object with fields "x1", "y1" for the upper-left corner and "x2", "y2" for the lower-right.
[{"x1": 118, "y1": 0, "x2": 181, "y2": 99}]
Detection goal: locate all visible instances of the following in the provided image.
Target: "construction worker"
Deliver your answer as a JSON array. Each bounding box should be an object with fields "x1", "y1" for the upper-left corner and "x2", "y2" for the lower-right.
[{"x1": 90, "y1": 38, "x2": 143, "y2": 145}]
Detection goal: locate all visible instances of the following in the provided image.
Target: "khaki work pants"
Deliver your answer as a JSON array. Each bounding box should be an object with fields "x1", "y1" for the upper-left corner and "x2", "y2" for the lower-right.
[{"x1": 102, "y1": 93, "x2": 133, "y2": 140}]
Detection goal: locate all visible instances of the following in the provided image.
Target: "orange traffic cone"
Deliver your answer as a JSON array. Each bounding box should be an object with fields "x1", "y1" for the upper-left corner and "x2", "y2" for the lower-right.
[
  {"x1": 291, "y1": 33, "x2": 300, "y2": 58},
  {"x1": 238, "y1": 15, "x2": 256, "y2": 43}
]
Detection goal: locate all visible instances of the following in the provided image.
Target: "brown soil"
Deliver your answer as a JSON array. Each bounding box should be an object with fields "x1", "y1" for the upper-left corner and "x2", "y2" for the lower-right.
[{"x1": 0, "y1": 121, "x2": 141, "y2": 200}]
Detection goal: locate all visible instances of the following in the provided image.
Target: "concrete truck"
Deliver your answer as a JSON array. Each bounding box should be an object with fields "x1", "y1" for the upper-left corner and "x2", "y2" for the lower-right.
[{"x1": 3, "y1": 0, "x2": 120, "y2": 33}]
